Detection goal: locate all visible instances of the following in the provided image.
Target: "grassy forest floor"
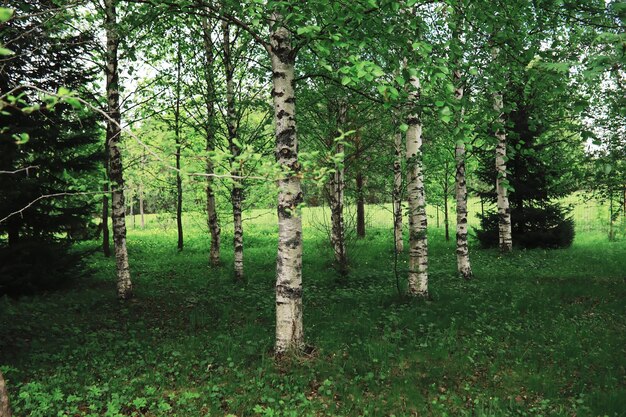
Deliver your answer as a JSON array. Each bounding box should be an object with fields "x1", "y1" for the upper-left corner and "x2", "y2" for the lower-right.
[{"x1": 1, "y1": 206, "x2": 625, "y2": 417}]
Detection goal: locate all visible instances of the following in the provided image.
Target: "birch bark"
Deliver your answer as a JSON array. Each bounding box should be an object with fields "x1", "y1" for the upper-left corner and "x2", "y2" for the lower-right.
[
  {"x1": 223, "y1": 21, "x2": 244, "y2": 281},
  {"x1": 492, "y1": 49, "x2": 513, "y2": 252},
  {"x1": 270, "y1": 14, "x2": 304, "y2": 353},
  {"x1": 453, "y1": 69, "x2": 473, "y2": 280},
  {"x1": 406, "y1": 74, "x2": 428, "y2": 297},
  {"x1": 105, "y1": 0, "x2": 132, "y2": 299}
]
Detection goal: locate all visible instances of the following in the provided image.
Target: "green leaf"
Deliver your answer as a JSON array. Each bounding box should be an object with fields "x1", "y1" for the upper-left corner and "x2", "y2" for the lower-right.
[
  {"x1": 399, "y1": 123, "x2": 409, "y2": 133},
  {"x1": 14, "y1": 132, "x2": 29, "y2": 145},
  {"x1": 0, "y1": 8, "x2": 13, "y2": 23},
  {"x1": 341, "y1": 76, "x2": 351, "y2": 86},
  {"x1": 0, "y1": 47, "x2": 14, "y2": 56}
]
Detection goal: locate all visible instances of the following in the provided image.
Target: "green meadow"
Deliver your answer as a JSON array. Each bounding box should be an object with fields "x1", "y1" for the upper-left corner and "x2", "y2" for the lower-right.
[{"x1": 1, "y1": 201, "x2": 625, "y2": 417}]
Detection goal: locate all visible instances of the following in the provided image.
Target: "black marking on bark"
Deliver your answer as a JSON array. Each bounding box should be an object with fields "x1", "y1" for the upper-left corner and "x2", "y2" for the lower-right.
[{"x1": 276, "y1": 284, "x2": 302, "y2": 299}]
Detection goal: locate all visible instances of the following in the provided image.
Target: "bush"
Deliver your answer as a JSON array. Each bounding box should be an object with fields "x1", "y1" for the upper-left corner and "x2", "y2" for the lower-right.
[
  {"x1": 0, "y1": 240, "x2": 91, "y2": 296},
  {"x1": 475, "y1": 203, "x2": 575, "y2": 249}
]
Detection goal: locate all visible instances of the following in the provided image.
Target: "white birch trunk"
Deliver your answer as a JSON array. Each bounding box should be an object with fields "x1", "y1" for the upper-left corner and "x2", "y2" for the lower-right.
[
  {"x1": 105, "y1": 0, "x2": 132, "y2": 299},
  {"x1": 201, "y1": 16, "x2": 221, "y2": 266},
  {"x1": 492, "y1": 49, "x2": 513, "y2": 252},
  {"x1": 393, "y1": 124, "x2": 404, "y2": 253},
  {"x1": 405, "y1": 75, "x2": 428, "y2": 297},
  {"x1": 453, "y1": 69, "x2": 473, "y2": 280},
  {"x1": 0, "y1": 370, "x2": 11, "y2": 417},
  {"x1": 271, "y1": 15, "x2": 304, "y2": 354},
  {"x1": 223, "y1": 21, "x2": 244, "y2": 281}
]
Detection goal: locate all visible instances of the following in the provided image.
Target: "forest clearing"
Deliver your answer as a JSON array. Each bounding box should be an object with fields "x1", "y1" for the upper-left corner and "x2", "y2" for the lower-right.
[
  {"x1": 1, "y1": 205, "x2": 625, "y2": 416},
  {"x1": 1, "y1": 0, "x2": 625, "y2": 416}
]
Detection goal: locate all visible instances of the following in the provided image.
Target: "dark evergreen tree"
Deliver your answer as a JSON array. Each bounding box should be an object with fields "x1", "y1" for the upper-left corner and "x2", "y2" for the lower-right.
[
  {"x1": 0, "y1": 0, "x2": 102, "y2": 295},
  {"x1": 475, "y1": 79, "x2": 584, "y2": 249}
]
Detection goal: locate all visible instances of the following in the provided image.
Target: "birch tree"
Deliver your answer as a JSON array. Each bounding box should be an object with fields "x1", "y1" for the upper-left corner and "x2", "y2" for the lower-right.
[
  {"x1": 451, "y1": 14, "x2": 473, "y2": 280},
  {"x1": 405, "y1": 72, "x2": 428, "y2": 297},
  {"x1": 270, "y1": 12, "x2": 304, "y2": 353},
  {"x1": 492, "y1": 47, "x2": 513, "y2": 253},
  {"x1": 201, "y1": 16, "x2": 221, "y2": 266},
  {"x1": 327, "y1": 101, "x2": 348, "y2": 274},
  {"x1": 222, "y1": 21, "x2": 244, "y2": 281},
  {"x1": 104, "y1": 0, "x2": 132, "y2": 299}
]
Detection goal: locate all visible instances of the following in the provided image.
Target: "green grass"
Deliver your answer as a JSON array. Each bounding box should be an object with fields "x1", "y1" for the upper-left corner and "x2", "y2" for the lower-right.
[{"x1": 1, "y1": 205, "x2": 625, "y2": 416}]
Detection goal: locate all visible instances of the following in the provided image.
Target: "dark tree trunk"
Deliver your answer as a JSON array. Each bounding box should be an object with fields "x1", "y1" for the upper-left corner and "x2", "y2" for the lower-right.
[
  {"x1": 175, "y1": 37, "x2": 183, "y2": 251},
  {"x1": 444, "y1": 181, "x2": 450, "y2": 242},
  {"x1": 102, "y1": 175, "x2": 111, "y2": 256},
  {"x1": 356, "y1": 172, "x2": 365, "y2": 238},
  {"x1": 201, "y1": 16, "x2": 221, "y2": 266}
]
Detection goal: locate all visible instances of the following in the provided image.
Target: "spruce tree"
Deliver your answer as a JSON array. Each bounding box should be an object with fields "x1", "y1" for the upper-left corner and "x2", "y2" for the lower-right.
[{"x1": 0, "y1": 0, "x2": 102, "y2": 294}]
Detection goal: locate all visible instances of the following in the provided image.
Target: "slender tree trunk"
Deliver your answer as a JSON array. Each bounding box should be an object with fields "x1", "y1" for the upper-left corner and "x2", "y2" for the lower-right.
[
  {"x1": 201, "y1": 16, "x2": 221, "y2": 266},
  {"x1": 453, "y1": 68, "x2": 473, "y2": 280},
  {"x1": 174, "y1": 37, "x2": 184, "y2": 251},
  {"x1": 105, "y1": 0, "x2": 132, "y2": 299},
  {"x1": 393, "y1": 125, "x2": 404, "y2": 253},
  {"x1": 492, "y1": 71, "x2": 513, "y2": 252},
  {"x1": 270, "y1": 15, "x2": 304, "y2": 354},
  {"x1": 0, "y1": 370, "x2": 11, "y2": 417},
  {"x1": 356, "y1": 171, "x2": 366, "y2": 238},
  {"x1": 139, "y1": 182, "x2": 145, "y2": 228},
  {"x1": 436, "y1": 205, "x2": 439, "y2": 228},
  {"x1": 444, "y1": 177, "x2": 450, "y2": 242},
  {"x1": 102, "y1": 174, "x2": 111, "y2": 256},
  {"x1": 328, "y1": 101, "x2": 347, "y2": 274},
  {"x1": 129, "y1": 190, "x2": 135, "y2": 229},
  {"x1": 406, "y1": 74, "x2": 428, "y2": 297},
  {"x1": 609, "y1": 189, "x2": 614, "y2": 241},
  {"x1": 223, "y1": 21, "x2": 244, "y2": 281}
]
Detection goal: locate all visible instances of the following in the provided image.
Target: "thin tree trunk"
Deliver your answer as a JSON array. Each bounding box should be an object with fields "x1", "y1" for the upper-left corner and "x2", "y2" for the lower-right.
[
  {"x1": 201, "y1": 16, "x2": 221, "y2": 266},
  {"x1": 223, "y1": 21, "x2": 244, "y2": 281},
  {"x1": 0, "y1": 370, "x2": 11, "y2": 417},
  {"x1": 270, "y1": 14, "x2": 304, "y2": 354},
  {"x1": 356, "y1": 171, "x2": 366, "y2": 238},
  {"x1": 102, "y1": 174, "x2": 111, "y2": 256},
  {"x1": 105, "y1": 0, "x2": 132, "y2": 299},
  {"x1": 328, "y1": 101, "x2": 347, "y2": 274},
  {"x1": 139, "y1": 182, "x2": 145, "y2": 228},
  {"x1": 175, "y1": 37, "x2": 184, "y2": 251},
  {"x1": 453, "y1": 68, "x2": 473, "y2": 280},
  {"x1": 609, "y1": 189, "x2": 614, "y2": 241},
  {"x1": 436, "y1": 205, "x2": 439, "y2": 229},
  {"x1": 129, "y1": 190, "x2": 135, "y2": 229},
  {"x1": 393, "y1": 125, "x2": 404, "y2": 253},
  {"x1": 444, "y1": 177, "x2": 450, "y2": 242},
  {"x1": 492, "y1": 74, "x2": 513, "y2": 252},
  {"x1": 406, "y1": 74, "x2": 428, "y2": 297}
]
